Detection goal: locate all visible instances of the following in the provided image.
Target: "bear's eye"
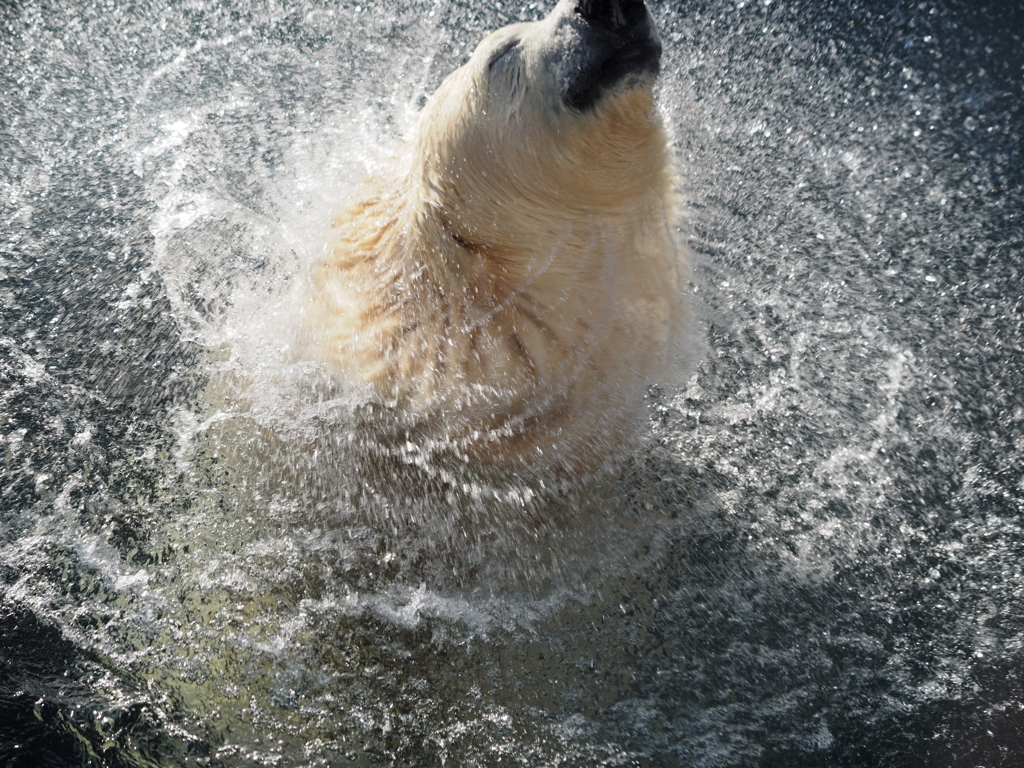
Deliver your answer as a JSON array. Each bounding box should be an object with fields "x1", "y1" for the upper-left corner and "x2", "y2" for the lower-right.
[
  {"x1": 486, "y1": 37, "x2": 519, "y2": 72},
  {"x1": 485, "y1": 36, "x2": 525, "y2": 111}
]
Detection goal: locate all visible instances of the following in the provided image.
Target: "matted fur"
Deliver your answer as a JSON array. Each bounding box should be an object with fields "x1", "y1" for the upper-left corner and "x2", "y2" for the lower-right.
[{"x1": 302, "y1": 13, "x2": 684, "y2": 478}]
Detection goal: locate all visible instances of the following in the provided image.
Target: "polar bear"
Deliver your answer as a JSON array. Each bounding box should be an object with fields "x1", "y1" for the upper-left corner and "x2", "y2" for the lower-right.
[{"x1": 303, "y1": 0, "x2": 683, "y2": 478}]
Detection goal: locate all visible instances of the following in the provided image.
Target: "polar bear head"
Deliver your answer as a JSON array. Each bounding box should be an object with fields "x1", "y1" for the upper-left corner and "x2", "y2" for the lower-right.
[{"x1": 409, "y1": 0, "x2": 670, "y2": 271}]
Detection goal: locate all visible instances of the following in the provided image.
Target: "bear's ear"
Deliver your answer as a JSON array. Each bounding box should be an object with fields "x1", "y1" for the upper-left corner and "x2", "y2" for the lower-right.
[{"x1": 485, "y1": 38, "x2": 526, "y2": 118}]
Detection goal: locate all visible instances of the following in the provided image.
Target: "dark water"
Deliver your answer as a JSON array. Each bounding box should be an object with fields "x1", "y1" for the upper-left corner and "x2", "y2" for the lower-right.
[{"x1": 2, "y1": 0, "x2": 1023, "y2": 766}]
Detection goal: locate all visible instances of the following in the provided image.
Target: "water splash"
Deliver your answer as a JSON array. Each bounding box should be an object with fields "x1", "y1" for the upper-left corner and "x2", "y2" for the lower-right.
[{"x1": 2, "y1": 0, "x2": 1024, "y2": 766}]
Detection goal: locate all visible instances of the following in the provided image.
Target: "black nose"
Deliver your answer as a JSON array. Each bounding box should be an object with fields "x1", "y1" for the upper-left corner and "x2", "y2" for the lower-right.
[{"x1": 575, "y1": 0, "x2": 648, "y2": 29}]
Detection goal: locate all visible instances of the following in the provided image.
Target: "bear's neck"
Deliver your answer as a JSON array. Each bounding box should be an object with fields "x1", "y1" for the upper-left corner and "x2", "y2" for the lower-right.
[{"x1": 404, "y1": 87, "x2": 674, "y2": 294}]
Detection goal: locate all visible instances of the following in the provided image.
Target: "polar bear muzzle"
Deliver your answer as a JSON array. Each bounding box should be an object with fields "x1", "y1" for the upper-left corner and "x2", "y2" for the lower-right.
[{"x1": 558, "y1": 0, "x2": 662, "y2": 112}]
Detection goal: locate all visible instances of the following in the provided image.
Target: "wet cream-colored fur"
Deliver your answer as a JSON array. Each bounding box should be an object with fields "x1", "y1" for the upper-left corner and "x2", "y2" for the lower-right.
[{"x1": 303, "y1": 16, "x2": 683, "y2": 476}]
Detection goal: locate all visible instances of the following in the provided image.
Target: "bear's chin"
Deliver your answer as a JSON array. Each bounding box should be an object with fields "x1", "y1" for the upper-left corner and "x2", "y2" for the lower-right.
[
  {"x1": 565, "y1": 69, "x2": 659, "y2": 114},
  {"x1": 602, "y1": 66, "x2": 659, "y2": 105}
]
